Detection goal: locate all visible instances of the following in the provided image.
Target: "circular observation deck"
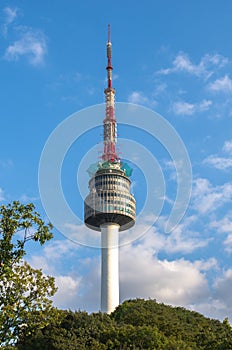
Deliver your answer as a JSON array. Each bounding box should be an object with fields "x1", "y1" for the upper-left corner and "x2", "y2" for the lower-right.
[{"x1": 84, "y1": 167, "x2": 136, "y2": 232}]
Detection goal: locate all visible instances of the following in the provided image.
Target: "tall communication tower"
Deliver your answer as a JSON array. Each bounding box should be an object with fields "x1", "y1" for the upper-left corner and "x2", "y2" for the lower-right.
[{"x1": 84, "y1": 26, "x2": 136, "y2": 314}]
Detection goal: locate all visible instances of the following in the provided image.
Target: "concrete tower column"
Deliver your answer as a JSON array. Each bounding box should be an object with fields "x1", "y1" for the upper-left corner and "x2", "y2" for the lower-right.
[{"x1": 100, "y1": 223, "x2": 119, "y2": 313}]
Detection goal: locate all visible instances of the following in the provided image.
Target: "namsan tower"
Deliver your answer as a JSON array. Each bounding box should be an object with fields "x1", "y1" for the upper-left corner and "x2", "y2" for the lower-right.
[{"x1": 84, "y1": 26, "x2": 136, "y2": 314}]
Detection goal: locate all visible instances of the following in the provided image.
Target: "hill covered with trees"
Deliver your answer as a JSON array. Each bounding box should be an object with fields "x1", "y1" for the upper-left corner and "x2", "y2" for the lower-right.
[{"x1": 16, "y1": 298, "x2": 232, "y2": 350}]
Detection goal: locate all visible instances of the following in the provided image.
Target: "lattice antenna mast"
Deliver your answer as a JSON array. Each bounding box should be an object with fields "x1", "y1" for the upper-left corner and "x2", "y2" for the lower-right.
[{"x1": 102, "y1": 24, "x2": 118, "y2": 162}]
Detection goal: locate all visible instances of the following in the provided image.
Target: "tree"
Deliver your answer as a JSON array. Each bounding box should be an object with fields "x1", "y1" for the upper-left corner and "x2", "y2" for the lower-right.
[{"x1": 0, "y1": 201, "x2": 58, "y2": 347}]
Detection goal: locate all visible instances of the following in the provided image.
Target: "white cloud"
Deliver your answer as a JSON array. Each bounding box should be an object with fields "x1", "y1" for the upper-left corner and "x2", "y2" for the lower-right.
[
  {"x1": 28, "y1": 255, "x2": 49, "y2": 272},
  {"x1": 64, "y1": 223, "x2": 101, "y2": 247},
  {"x1": 128, "y1": 91, "x2": 150, "y2": 105},
  {"x1": 192, "y1": 299, "x2": 231, "y2": 322},
  {"x1": 0, "y1": 188, "x2": 5, "y2": 201},
  {"x1": 163, "y1": 159, "x2": 178, "y2": 181},
  {"x1": 4, "y1": 27, "x2": 47, "y2": 66},
  {"x1": 162, "y1": 221, "x2": 209, "y2": 253},
  {"x1": 159, "y1": 53, "x2": 197, "y2": 75},
  {"x1": 52, "y1": 275, "x2": 82, "y2": 309},
  {"x1": 214, "y1": 269, "x2": 232, "y2": 305},
  {"x1": 223, "y1": 140, "x2": 232, "y2": 154},
  {"x1": 203, "y1": 54, "x2": 229, "y2": 67},
  {"x1": 198, "y1": 99, "x2": 213, "y2": 111},
  {"x1": 210, "y1": 214, "x2": 232, "y2": 253},
  {"x1": 224, "y1": 234, "x2": 232, "y2": 253},
  {"x1": 4, "y1": 7, "x2": 18, "y2": 23},
  {"x1": 152, "y1": 82, "x2": 167, "y2": 97},
  {"x1": 208, "y1": 75, "x2": 232, "y2": 94},
  {"x1": 194, "y1": 258, "x2": 218, "y2": 271},
  {"x1": 76, "y1": 258, "x2": 101, "y2": 312},
  {"x1": 120, "y1": 243, "x2": 210, "y2": 306},
  {"x1": 2, "y1": 6, "x2": 18, "y2": 36},
  {"x1": 204, "y1": 139, "x2": 232, "y2": 170},
  {"x1": 211, "y1": 215, "x2": 232, "y2": 235},
  {"x1": 173, "y1": 53, "x2": 202, "y2": 75},
  {"x1": 28, "y1": 237, "x2": 101, "y2": 312},
  {"x1": 122, "y1": 213, "x2": 208, "y2": 256},
  {"x1": 173, "y1": 101, "x2": 195, "y2": 115},
  {"x1": 204, "y1": 155, "x2": 232, "y2": 170},
  {"x1": 192, "y1": 178, "x2": 232, "y2": 214},
  {"x1": 159, "y1": 52, "x2": 228, "y2": 79},
  {"x1": 146, "y1": 215, "x2": 209, "y2": 254},
  {"x1": 173, "y1": 99, "x2": 212, "y2": 116},
  {"x1": 29, "y1": 239, "x2": 80, "y2": 273},
  {"x1": 120, "y1": 213, "x2": 200, "y2": 254},
  {"x1": 20, "y1": 194, "x2": 40, "y2": 202}
]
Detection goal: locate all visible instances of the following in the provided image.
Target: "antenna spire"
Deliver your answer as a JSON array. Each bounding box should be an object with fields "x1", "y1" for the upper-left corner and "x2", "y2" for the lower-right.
[
  {"x1": 106, "y1": 24, "x2": 113, "y2": 88},
  {"x1": 102, "y1": 25, "x2": 118, "y2": 162},
  {"x1": 108, "y1": 23, "x2": 111, "y2": 43}
]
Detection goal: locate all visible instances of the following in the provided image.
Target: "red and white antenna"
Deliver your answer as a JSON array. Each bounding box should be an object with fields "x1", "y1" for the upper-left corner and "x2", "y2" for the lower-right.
[
  {"x1": 102, "y1": 24, "x2": 118, "y2": 162},
  {"x1": 106, "y1": 24, "x2": 113, "y2": 88}
]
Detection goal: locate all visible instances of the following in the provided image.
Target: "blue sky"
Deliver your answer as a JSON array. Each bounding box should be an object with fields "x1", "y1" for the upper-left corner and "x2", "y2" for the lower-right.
[{"x1": 1, "y1": 0, "x2": 232, "y2": 321}]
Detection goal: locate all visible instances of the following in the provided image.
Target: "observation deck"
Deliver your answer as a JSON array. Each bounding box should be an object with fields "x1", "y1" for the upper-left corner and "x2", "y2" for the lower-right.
[{"x1": 84, "y1": 162, "x2": 136, "y2": 232}]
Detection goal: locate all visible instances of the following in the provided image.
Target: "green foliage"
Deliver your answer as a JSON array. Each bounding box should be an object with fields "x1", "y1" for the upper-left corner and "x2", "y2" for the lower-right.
[
  {"x1": 0, "y1": 201, "x2": 57, "y2": 348},
  {"x1": 0, "y1": 201, "x2": 53, "y2": 270},
  {"x1": 17, "y1": 299, "x2": 232, "y2": 349},
  {"x1": 112, "y1": 299, "x2": 232, "y2": 349}
]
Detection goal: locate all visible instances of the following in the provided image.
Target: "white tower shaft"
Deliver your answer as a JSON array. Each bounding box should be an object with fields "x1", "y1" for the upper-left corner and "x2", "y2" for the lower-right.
[{"x1": 100, "y1": 223, "x2": 119, "y2": 313}]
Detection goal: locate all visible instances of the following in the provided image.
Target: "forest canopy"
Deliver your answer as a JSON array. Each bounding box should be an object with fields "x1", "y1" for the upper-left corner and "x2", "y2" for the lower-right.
[{"x1": 16, "y1": 298, "x2": 232, "y2": 350}]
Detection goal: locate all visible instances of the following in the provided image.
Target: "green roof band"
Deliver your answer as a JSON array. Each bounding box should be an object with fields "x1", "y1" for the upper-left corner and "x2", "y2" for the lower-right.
[{"x1": 87, "y1": 160, "x2": 133, "y2": 177}]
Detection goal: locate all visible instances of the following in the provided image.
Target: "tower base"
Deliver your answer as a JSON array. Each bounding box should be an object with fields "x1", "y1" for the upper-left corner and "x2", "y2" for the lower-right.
[{"x1": 101, "y1": 223, "x2": 119, "y2": 313}]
